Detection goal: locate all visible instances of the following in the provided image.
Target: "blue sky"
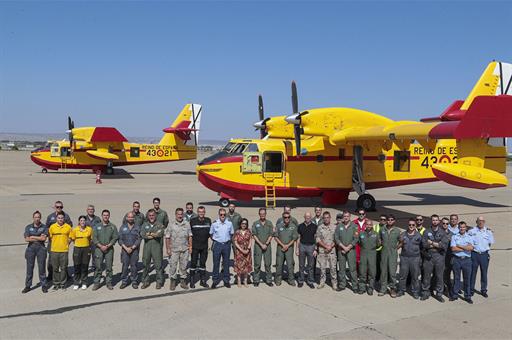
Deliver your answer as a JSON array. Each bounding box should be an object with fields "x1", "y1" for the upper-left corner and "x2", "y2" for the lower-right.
[{"x1": 1, "y1": 1, "x2": 511, "y2": 141}]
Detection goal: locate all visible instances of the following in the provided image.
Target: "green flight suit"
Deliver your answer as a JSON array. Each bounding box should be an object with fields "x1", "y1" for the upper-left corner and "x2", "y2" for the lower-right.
[
  {"x1": 274, "y1": 222, "x2": 298, "y2": 284},
  {"x1": 251, "y1": 219, "x2": 274, "y2": 283},
  {"x1": 379, "y1": 226, "x2": 402, "y2": 292},
  {"x1": 334, "y1": 222, "x2": 358, "y2": 289},
  {"x1": 358, "y1": 228, "x2": 380, "y2": 292},
  {"x1": 140, "y1": 221, "x2": 165, "y2": 284},
  {"x1": 276, "y1": 216, "x2": 299, "y2": 229},
  {"x1": 92, "y1": 222, "x2": 119, "y2": 284}
]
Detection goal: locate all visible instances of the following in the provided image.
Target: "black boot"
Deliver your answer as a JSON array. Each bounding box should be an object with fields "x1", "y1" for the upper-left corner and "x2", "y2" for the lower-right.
[{"x1": 189, "y1": 271, "x2": 196, "y2": 289}]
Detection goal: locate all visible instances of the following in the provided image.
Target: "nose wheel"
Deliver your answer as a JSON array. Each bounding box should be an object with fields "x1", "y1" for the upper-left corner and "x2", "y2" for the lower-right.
[
  {"x1": 356, "y1": 193, "x2": 376, "y2": 211},
  {"x1": 41, "y1": 168, "x2": 48, "y2": 173},
  {"x1": 219, "y1": 198, "x2": 230, "y2": 207}
]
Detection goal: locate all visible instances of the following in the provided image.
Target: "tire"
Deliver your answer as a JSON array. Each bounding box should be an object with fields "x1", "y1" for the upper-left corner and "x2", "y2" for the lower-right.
[
  {"x1": 41, "y1": 168, "x2": 48, "y2": 173},
  {"x1": 105, "y1": 167, "x2": 114, "y2": 175},
  {"x1": 357, "y1": 193, "x2": 376, "y2": 211},
  {"x1": 219, "y1": 198, "x2": 230, "y2": 207}
]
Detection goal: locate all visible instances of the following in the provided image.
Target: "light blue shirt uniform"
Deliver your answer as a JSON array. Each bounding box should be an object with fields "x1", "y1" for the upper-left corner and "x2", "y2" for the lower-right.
[
  {"x1": 467, "y1": 226, "x2": 494, "y2": 253},
  {"x1": 448, "y1": 224, "x2": 459, "y2": 236},
  {"x1": 210, "y1": 219, "x2": 234, "y2": 243},
  {"x1": 450, "y1": 233, "x2": 474, "y2": 258}
]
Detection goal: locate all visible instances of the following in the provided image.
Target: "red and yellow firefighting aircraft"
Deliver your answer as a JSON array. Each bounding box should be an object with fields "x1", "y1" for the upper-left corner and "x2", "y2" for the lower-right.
[
  {"x1": 31, "y1": 104, "x2": 202, "y2": 175},
  {"x1": 197, "y1": 61, "x2": 512, "y2": 210}
]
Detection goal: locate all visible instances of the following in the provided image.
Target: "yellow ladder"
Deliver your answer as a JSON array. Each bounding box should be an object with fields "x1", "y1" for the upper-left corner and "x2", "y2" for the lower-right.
[{"x1": 264, "y1": 176, "x2": 276, "y2": 209}]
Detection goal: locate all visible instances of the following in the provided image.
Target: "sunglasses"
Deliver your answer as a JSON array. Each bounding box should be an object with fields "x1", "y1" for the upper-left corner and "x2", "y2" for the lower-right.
[
  {"x1": 283, "y1": 216, "x2": 290, "y2": 219},
  {"x1": 416, "y1": 218, "x2": 423, "y2": 221},
  {"x1": 408, "y1": 224, "x2": 416, "y2": 226},
  {"x1": 359, "y1": 214, "x2": 365, "y2": 216},
  {"x1": 219, "y1": 214, "x2": 226, "y2": 216},
  {"x1": 387, "y1": 218, "x2": 395, "y2": 221},
  {"x1": 56, "y1": 206, "x2": 63, "y2": 209},
  {"x1": 442, "y1": 222, "x2": 449, "y2": 225}
]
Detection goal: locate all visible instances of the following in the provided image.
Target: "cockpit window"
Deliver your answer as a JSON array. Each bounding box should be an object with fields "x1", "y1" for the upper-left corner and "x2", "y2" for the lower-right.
[
  {"x1": 222, "y1": 142, "x2": 235, "y2": 152},
  {"x1": 231, "y1": 143, "x2": 248, "y2": 154},
  {"x1": 246, "y1": 143, "x2": 259, "y2": 152}
]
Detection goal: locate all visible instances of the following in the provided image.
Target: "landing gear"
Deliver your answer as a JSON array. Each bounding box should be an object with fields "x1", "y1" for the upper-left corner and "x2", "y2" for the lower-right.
[
  {"x1": 352, "y1": 145, "x2": 376, "y2": 211},
  {"x1": 357, "y1": 193, "x2": 376, "y2": 211},
  {"x1": 41, "y1": 168, "x2": 48, "y2": 173},
  {"x1": 105, "y1": 167, "x2": 114, "y2": 175},
  {"x1": 219, "y1": 198, "x2": 230, "y2": 207}
]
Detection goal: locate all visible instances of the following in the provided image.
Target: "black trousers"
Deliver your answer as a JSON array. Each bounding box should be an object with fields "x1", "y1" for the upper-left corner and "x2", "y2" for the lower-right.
[
  {"x1": 73, "y1": 247, "x2": 91, "y2": 285},
  {"x1": 190, "y1": 247, "x2": 208, "y2": 280}
]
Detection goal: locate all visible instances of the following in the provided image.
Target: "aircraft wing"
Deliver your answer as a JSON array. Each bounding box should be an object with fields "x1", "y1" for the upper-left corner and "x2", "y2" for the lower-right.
[{"x1": 72, "y1": 127, "x2": 128, "y2": 143}]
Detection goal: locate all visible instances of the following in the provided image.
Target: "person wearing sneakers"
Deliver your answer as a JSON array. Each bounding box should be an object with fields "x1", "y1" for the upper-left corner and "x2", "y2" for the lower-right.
[{"x1": 70, "y1": 216, "x2": 93, "y2": 290}]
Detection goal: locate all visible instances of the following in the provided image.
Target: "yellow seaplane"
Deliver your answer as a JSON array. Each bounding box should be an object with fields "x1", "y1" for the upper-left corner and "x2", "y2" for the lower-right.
[
  {"x1": 197, "y1": 61, "x2": 512, "y2": 210},
  {"x1": 31, "y1": 104, "x2": 202, "y2": 175}
]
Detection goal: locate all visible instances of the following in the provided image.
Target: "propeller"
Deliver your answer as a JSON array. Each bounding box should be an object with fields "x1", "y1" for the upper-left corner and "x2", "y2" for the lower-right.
[
  {"x1": 67, "y1": 116, "x2": 75, "y2": 146},
  {"x1": 285, "y1": 81, "x2": 307, "y2": 156},
  {"x1": 253, "y1": 94, "x2": 269, "y2": 138}
]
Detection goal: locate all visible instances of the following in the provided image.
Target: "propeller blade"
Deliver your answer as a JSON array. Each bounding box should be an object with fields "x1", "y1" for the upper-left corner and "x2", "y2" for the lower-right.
[
  {"x1": 258, "y1": 95, "x2": 264, "y2": 121},
  {"x1": 294, "y1": 125, "x2": 301, "y2": 156},
  {"x1": 291, "y1": 81, "x2": 299, "y2": 114},
  {"x1": 67, "y1": 116, "x2": 74, "y2": 145}
]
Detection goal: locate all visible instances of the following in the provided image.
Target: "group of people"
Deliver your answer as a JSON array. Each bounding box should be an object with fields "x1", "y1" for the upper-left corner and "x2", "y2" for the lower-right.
[{"x1": 23, "y1": 199, "x2": 495, "y2": 304}]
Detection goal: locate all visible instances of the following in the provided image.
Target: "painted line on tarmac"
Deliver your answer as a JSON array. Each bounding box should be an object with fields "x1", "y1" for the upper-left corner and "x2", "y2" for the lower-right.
[
  {"x1": 0, "y1": 243, "x2": 25, "y2": 247},
  {"x1": 0, "y1": 287, "x2": 209, "y2": 320},
  {"x1": 20, "y1": 193, "x2": 74, "y2": 196}
]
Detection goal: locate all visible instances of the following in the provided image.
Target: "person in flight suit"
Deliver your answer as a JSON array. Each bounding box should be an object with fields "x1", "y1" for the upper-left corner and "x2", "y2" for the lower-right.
[
  {"x1": 441, "y1": 217, "x2": 454, "y2": 295},
  {"x1": 92, "y1": 210, "x2": 119, "y2": 291},
  {"x1": 85, "y1": 204, "x2": 101, "y2": 273},
  {"x1": 165, "y1": 208, "x2": 192, "y2": 291},
  {"x1": 315, "y1": 211, "x2": 337, "y2": 290},
  {"x1": 373, "y1": 214, "x2": 386, "y2": 284},
  {"x1": 421, "y1": 214, "x2": 449, "y2": 302},
  {"x1": 189, "y1": 206, "x2": 212, "y2": 288},
  {"x1": 23, "y1": 211, "x2": 48, "y2": 293},
  {"x1": 276, "y1": 205, "x2": 299, "y2": 229},
  {"x1": 450, "y1": 221, "x2": 474, "y2": 304},
  {"x1": 140, "y1": 209, "x2": 166, "y2": 289},
  {"x1": 184, "y1": 202, "x2": 198, "y2": 222},
  {"x1": 251, "y1": 208, "x2": 274, "y2": 287},
  {"x1": 468, "y1": 216, "x2": 495, "y2": 298},
  {"x1": 227, "y1": 202, "x2": 242, "y2": 259},
  {"x1": 45, "y1": 201, "x2": 72, "y2": 282},
  {"x1": 334, "y1": 211, "x2": 358, "y2": 292},
  {"x1": 48, "y1": 212, "x2": 72, "y2": 290},
  {"x1": 122, "y1": 201, "x2": 145, "y2": 227},
  {"x1": 274, "y1": 212, "x2": 299, "y2": 286},
  {"x1": 70, "y1": 216, "x2": 93, "y2": 290},
  {"x1": 379, "y1": 214, "x2": 402, "y2": 298},
  {"x1": 397, "y1": 218, "x2": 422, "y2": 299},
  {"x1": 118, "y1": 212, "x2": 141, "y2": 289},
  {"x1": 358, "y1": 218, "x2": 381, "y2": 295}
]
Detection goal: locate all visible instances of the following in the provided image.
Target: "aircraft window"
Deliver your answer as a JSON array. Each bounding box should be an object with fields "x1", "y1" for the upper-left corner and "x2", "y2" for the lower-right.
[
  {"x1": 222, "y1": 143, "x2": 235, "y2": 152},
  {"x1": 263, "y1": 152, "x2": 283, "y2": 173},
  {"x1": 246, "y1": 143, "x2": 259, "y2": 153},
  {"x1": 487, "y1": 138, "x2": 505, "y2": 147},
  {"x1": 231, "y1": 143, "x2": 248, "y2": 154},
  {"x1": 50, "y1": 144, "x2": 60, "y2": 157},
  {"x1": 393, "y1": 150, "x2": 410, "y2": 172},
  {"x1": 130, "y1": 147, "x2": 140, "y2": 158}
]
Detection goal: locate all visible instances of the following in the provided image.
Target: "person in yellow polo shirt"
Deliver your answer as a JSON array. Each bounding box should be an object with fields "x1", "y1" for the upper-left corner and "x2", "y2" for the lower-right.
[
  {"x1": 48, "y1": 212, "x2": 72, "y2": 290},
  {"x1": 70, "y1": 216, "x2": 93, "y2": 290}
]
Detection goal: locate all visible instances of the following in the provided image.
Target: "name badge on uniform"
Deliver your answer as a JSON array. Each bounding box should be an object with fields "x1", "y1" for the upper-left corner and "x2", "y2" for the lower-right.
[
  {"x1": 361, "y1": 234, "x2": 365, "y2": 239},
  {"x1": 145, "y1": 225, "x2": 150, "y2": 230},
  {"x1": 30, "y1": 227, "x2": 35, "y2": 232},
  {"x1": 280, "y1": 227, "x2": 284, "y2": 231},
  {"x1": 371, "y1": 234, "x2": 376, "y2": 238},
  {"x1": 290, "y1": 227, "x2": 295, "y2": 230},
  {"x1": 428, "y1": 232, "x2": 432, "y2": 237},
  {"x1": 123, "y1": 227, "x2": 128, "y2": 231},
  {"x1": 97, "y1": 226, "x2": 102, "y2": 230},
  {"x1": 256, "y1": 224, "x2": 260, "y2": 228}
]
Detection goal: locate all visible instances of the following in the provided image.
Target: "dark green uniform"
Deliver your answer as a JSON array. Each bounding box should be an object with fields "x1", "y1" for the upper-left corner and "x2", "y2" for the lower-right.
[
  {"x1": 153, "y1": 209, "x2": 169, "y2": 228},
  {"x1": 227, "y1": 211, "x2": 242, "y2": 231},
  {"x1": 334, "y1": 222, "x2": 358, "y2": 289},
  {"x1": 274, "y1": 222, "x2": 299, "y2": 284},
  {"x1": 140, "y1": 221, "x2": 165, "y2": 285},
  {"x1": 252, "y1": 219, "x2": 274, "y2": 284},
  {"x1": 92, "y1": 222, "x2": 119, "y2": 285},
  {"x1": 379, "y1": 226, "x2": 402, "y2": 293},
  {"x1": 358, "y1": 228, "x2": 380, "y2": 293},
  {"x1": 276, "y1": 216, "x2": 299, "y2": 229}
]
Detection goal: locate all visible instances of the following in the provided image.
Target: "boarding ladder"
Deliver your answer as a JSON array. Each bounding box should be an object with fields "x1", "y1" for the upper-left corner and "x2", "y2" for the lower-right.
[{"x1": 264, "y1": 175, "x2": 276, "y2": 209}]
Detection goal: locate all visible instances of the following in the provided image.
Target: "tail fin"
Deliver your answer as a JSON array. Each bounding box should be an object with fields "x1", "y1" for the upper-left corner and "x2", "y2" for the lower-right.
[
  {"x1": 461, "y1": 61, "x2": 512, "y2": 110},
  {"x1": 159, "y1": 104, "x2": 202, "y2": 145}
]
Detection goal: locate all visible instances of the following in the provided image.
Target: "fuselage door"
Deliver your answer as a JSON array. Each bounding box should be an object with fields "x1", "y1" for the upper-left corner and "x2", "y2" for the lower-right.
[{"x1": 263, "y1": 151, "x2": 284, "y2": 179}]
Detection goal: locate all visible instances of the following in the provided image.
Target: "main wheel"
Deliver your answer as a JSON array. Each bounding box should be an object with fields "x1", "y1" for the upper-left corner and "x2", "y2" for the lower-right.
[
  {"x1": 105, "y1": 167, "x2": 114, "y2": 175},
  {"x1": 219, "y1": 198, "x2": 230, "y2": 207},
  {"x1": 41, "y1": 168, "x2": 48, "y2": 173},
  {"x1": 357, "y1": 193, "x2": 376, "y2": 211}
]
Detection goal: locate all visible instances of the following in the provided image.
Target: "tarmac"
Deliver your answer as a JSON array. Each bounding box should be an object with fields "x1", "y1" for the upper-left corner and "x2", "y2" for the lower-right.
[{"x1": 0, "y1": 151, "x2": 511, "y2": 339}]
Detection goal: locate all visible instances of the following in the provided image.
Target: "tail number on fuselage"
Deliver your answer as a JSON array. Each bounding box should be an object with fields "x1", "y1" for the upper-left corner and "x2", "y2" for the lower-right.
[
  {"x1": 142, "y1": 144, "x2": 172, "y2": 157},
  {"x1": 414, "y1": 146, "x2": 458, "y2": 168}
]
